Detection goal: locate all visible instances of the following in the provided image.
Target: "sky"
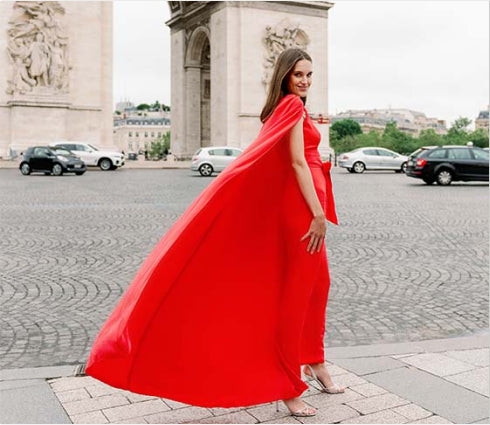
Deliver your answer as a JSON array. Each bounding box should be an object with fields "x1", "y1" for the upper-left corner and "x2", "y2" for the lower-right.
[{"x1": 114, "y1": 0, "x2": 489, "y2": 130}]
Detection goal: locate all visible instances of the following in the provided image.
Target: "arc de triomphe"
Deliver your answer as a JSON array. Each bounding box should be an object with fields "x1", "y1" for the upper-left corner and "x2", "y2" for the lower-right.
[
  {"x1": 0, "y1": 1, "x2": 112, "y2": 159},
  {"x1": 166, "y1": 1, "x2": 334, "y2": 158}
]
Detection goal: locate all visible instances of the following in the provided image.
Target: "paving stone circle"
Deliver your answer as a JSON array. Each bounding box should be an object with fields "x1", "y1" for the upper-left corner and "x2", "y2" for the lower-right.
[{"x1": 0, "y1": 168, "x2": 487, "y2": 368}]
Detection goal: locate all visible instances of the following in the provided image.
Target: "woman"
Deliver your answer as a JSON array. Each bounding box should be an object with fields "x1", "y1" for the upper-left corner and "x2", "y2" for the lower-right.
[{"x1": 86, "y1": 48, "x2": 342, "y2": 417}]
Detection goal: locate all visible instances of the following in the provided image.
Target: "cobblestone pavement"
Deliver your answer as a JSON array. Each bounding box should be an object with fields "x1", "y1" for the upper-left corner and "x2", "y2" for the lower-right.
[{"x1": 0, "y1": 168, "x2": 488, "y2": 368}]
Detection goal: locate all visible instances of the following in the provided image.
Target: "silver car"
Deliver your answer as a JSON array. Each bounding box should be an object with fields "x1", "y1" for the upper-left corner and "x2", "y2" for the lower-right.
[
  {"x1": 191, "y1": 146, "x2": 243, "y2": 176},
  {"x1": 338, "y1": 147, "x2": 408, "y2": 173}
]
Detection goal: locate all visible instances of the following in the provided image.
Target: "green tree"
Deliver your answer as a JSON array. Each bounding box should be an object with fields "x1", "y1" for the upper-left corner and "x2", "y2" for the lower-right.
[
  {"x1": 330, "y1": 119, "x2": 362, "y2": 140},
  {"x1": 149, "y1": 131, "x2": 171, "y2": 158},
  {"x1": 467, "y1": 128, "x2": 489, "y2": 148},
  {"x1": 151, "y1": 100, "x2": 161, "y2": 111},
  {"x1": 417, "y1": 129, "x2": 443, "y2": 148},
  {"x1": 381, "y1": 121, "x2": 415, "y2": 154},
  {"x1": 136, "y1": 103, "x2": 151, "y2": 111},
  {"x1": 444, "y1": 117, "x2": 472, "y2": 145}
]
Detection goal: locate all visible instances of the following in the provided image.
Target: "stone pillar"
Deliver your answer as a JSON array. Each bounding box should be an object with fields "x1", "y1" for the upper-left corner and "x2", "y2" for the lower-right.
[
  {"x1": 170, "y1": 29, "x2": 186, "y2": 157},
  {"x1": 185, "y1": 66, "x2": 202, "y2": 155}
]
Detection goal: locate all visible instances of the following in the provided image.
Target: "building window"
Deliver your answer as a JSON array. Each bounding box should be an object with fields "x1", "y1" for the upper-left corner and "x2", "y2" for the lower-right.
[
  {"x1": 129, "y1": 132, "x2": 133, "y2": 137},
  {"x1": 145, "y1": 132, "x2": 148, "y2": 137},
  {"x1": 151, "y1": 132, "x2": 155, "y2": 137},
  {"x1": 135, "y1": 132, "x2": 139, "y2": 137},
  {"x1": 158, "y1": 132, "x2": 162, "y2": 137}
]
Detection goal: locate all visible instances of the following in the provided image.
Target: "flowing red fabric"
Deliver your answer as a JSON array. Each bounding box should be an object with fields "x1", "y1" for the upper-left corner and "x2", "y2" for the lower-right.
[{"x1": 85, "y1": 94, "x2": 338, "y2": 408}]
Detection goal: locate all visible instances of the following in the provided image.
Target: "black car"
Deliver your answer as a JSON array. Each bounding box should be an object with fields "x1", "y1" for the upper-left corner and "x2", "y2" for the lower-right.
[
  {"x1": 19, "y1": 146, "x2": 87, "y2": 176},
  {"x1": 406, "y1": 145, "x2": 489, "y2": 185}
]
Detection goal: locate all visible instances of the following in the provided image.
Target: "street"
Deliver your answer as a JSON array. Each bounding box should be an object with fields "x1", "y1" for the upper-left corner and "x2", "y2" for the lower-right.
[{"x1": 0, "y1": 167, "x2": 488, "y2": 369}]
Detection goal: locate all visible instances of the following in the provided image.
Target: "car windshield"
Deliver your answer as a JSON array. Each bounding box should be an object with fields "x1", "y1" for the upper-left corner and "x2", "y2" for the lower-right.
[
  {"x1": 408, "y1": 148, "x2": 426, "y2": 158},
  {"x1": 52, "y1": 148, "x2": 72, "y2": 156},
  {"x1": 87, "y1": 144, "x2": 99, "y2": 151}
]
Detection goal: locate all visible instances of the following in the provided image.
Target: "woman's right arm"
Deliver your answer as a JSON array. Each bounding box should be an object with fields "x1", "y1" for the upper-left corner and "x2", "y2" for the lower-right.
[{"x1": 289, "y1": 114, "x2": 326, "y2": 254}]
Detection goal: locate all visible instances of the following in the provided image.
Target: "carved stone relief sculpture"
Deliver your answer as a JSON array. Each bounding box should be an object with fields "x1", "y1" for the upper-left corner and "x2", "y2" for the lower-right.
[
  {"x1": 6, "y1": 1, "x2": 70, "y2": 95},
  {"x1": 262, "y1": 18, "x2": 310, "y2": 92}
]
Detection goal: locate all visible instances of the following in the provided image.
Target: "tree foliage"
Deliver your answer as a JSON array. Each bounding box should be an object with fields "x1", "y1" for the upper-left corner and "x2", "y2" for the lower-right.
[
  {"x1": 330, "y1": 118, "x2": 488, "y2": 155},
  {"x1": 149, "y1": 131, "x2": 171, "y2": 158},
  {"x1": 330, "y1": 119, "x2": 362, "y2": 139}
]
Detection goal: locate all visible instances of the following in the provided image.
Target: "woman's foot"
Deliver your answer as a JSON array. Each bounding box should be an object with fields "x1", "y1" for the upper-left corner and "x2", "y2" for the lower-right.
[
  {"x1": 304, "y1": 363, "x2": 346, "y2": 393},
  {"x1": 280, "y1": 397, "x2": 316, "y2": 417}
]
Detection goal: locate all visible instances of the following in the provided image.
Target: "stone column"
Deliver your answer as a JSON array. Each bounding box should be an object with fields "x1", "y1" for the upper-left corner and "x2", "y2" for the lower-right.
[
  {"x1": 170, "y1": 29, "x2": 185, "y2": 156},
  {"x1": 184, "y1": 65, "x2": 201, "y2": 156}
]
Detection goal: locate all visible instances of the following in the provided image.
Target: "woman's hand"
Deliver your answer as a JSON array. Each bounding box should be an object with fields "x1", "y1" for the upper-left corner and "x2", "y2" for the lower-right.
[{"x1": 301, "y1": 214, "x2": 327, "y2": 254}]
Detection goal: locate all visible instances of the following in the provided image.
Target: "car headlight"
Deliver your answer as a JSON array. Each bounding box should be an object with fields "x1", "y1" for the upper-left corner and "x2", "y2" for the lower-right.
[{"x1": 57, "y1": 155, "x2": 69, "y2": 162}]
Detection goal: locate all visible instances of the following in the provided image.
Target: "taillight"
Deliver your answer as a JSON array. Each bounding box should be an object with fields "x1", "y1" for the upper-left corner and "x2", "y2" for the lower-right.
[
  {"x1": 192, "y1": 156, "x2": 197, "y2": 161},
  {"x1": 416, "y1": 158, "x2": 427, "y2": 167},
  {"x1": 342, "y1": 155, "x2": 349, "y2": 160}
]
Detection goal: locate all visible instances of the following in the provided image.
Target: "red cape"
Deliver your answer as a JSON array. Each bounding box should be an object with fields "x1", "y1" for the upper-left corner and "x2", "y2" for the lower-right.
[{"x1": 86, "y1": 94, "x2": 337, "y2": 407}]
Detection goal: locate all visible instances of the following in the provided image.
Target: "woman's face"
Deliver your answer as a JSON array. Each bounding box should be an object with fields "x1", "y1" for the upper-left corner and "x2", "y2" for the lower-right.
[{"x1": 287, "y1": 59, "x2": 312, "y2": 97}]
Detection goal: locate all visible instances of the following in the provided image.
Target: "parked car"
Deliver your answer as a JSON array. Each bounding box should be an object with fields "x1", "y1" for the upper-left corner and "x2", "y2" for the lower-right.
[
  {"x1": 49, "y1": 142, "x2": 125, "y2": 171},
  {"x1": 405, "y1": 145, "x2": 489, "y2": 185},
  {"x1": 338, "y1": 147, "x2": 408, "y2": 173},
  {"x1": 191, "y1": 147, "x2": 243, "y2": 176},
  {"x1": 19, "y1": 146, "x2": 86, "y2": 176}
]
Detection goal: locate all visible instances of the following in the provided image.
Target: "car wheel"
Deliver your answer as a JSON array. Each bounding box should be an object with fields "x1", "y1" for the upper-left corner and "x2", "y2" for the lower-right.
[
  {"x1": 423, "y1": 177, "x2": 434, "y2": 185},
  {"x1": 75, "y1": 171, "x2": 85, "y2": 176},
  {"x1": 52, "y1": 163, "x2": 63, "y2": 176},
  {"x1": 395, "y1": 162, "x2": 407, "y2": 173},
  {"x1": 436, "y1": 169, "x2": 453, "y2": 186},
  {"x1": 99, "y1": 158, "x2": 113, "y2": 171},
  {"x1": 199, "y1": 163, "x2": 214, "y2": 177},
  {"x1": 20, "y1": 162, "x2": 31, "y2": 175},
  {"x1": 347, "y1": 168, "x2": 355, "y2": 173},
  {"x1": 352, "y1": 161, "x2": 365, "y2": 173}
]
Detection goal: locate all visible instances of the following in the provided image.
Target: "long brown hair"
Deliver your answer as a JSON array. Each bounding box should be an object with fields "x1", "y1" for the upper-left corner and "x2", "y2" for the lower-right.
[{"x1": 260, "y1": 48, "x2": 312, "y2": 123}]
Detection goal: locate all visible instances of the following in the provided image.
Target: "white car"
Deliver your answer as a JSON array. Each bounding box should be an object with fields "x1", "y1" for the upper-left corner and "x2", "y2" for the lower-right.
[
  {"x1": 191, "y1": 146, "x2": 243, "y2": 176},
  {"x1": 338, "y1": 147, "x2": 408, "y2": 174},
  {"x1": 50, "y1": 142, "x2": 125, "y2": 171}
]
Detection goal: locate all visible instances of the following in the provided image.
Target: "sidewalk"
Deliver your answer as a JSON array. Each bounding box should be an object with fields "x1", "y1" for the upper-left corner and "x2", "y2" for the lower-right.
[{"x1": 0, "y1": 334, "x2": 488, "y2": 424}]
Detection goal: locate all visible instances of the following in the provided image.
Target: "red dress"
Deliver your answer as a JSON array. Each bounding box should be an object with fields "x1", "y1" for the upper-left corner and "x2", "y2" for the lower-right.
[{"x1": 85, "y1": 94, "x2": 338, "y2": 408}]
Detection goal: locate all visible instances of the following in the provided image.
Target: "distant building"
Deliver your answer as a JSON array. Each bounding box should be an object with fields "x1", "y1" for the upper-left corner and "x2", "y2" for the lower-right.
[
  {"x1": 114, "y1": 117, "x2": 171, "y2": 153},
  {"x1": 331, "y1": 108, "x2": 447, "y2": 136},
  {"x1": 115, "y1": 100, "x2": 135, "y2": 114},
  {"x1": 475, "y1": 109, "x2": 489, "y2": 132}
]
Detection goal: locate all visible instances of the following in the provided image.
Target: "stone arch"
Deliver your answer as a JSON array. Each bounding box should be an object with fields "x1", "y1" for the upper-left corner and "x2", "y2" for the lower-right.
[
  {"x1": 184, "y1": 26, "x2": 211, "y2": 149},
  {"x1": 185, "y1": 26, "x2": 210, "y2": 67}
]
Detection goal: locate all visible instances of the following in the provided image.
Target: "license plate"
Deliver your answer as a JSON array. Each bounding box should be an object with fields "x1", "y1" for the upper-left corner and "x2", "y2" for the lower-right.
[{"x1": 75, "y1": 164, "x2": 82, "y2": 168}]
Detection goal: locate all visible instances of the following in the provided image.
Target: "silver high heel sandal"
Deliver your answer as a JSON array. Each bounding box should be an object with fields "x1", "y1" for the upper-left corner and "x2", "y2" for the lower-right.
[
  {"x1": 304, "y1": 364, "x2": 346, "y2": 394},
  {"x1": 275, "y1": 400, "x2": 316, "y2": 417}
]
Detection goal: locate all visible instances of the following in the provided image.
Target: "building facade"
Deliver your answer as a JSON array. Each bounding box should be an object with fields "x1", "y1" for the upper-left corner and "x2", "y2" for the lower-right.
[
  {"x1": 166, "y1": 1, "x2": 334, "y2": 159},
  {"x1": 0, "y1": 1, "x2": 113, "y2": 158},
  {"x1": 475, "y1": 109, "x2": 489, "y2": 132},
  {"x1": 331, "y1": 108, "x2": 447, "y2": 136},
  {"x1": 113, "y1": 116, "x2": 171, "y2": 153}
]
